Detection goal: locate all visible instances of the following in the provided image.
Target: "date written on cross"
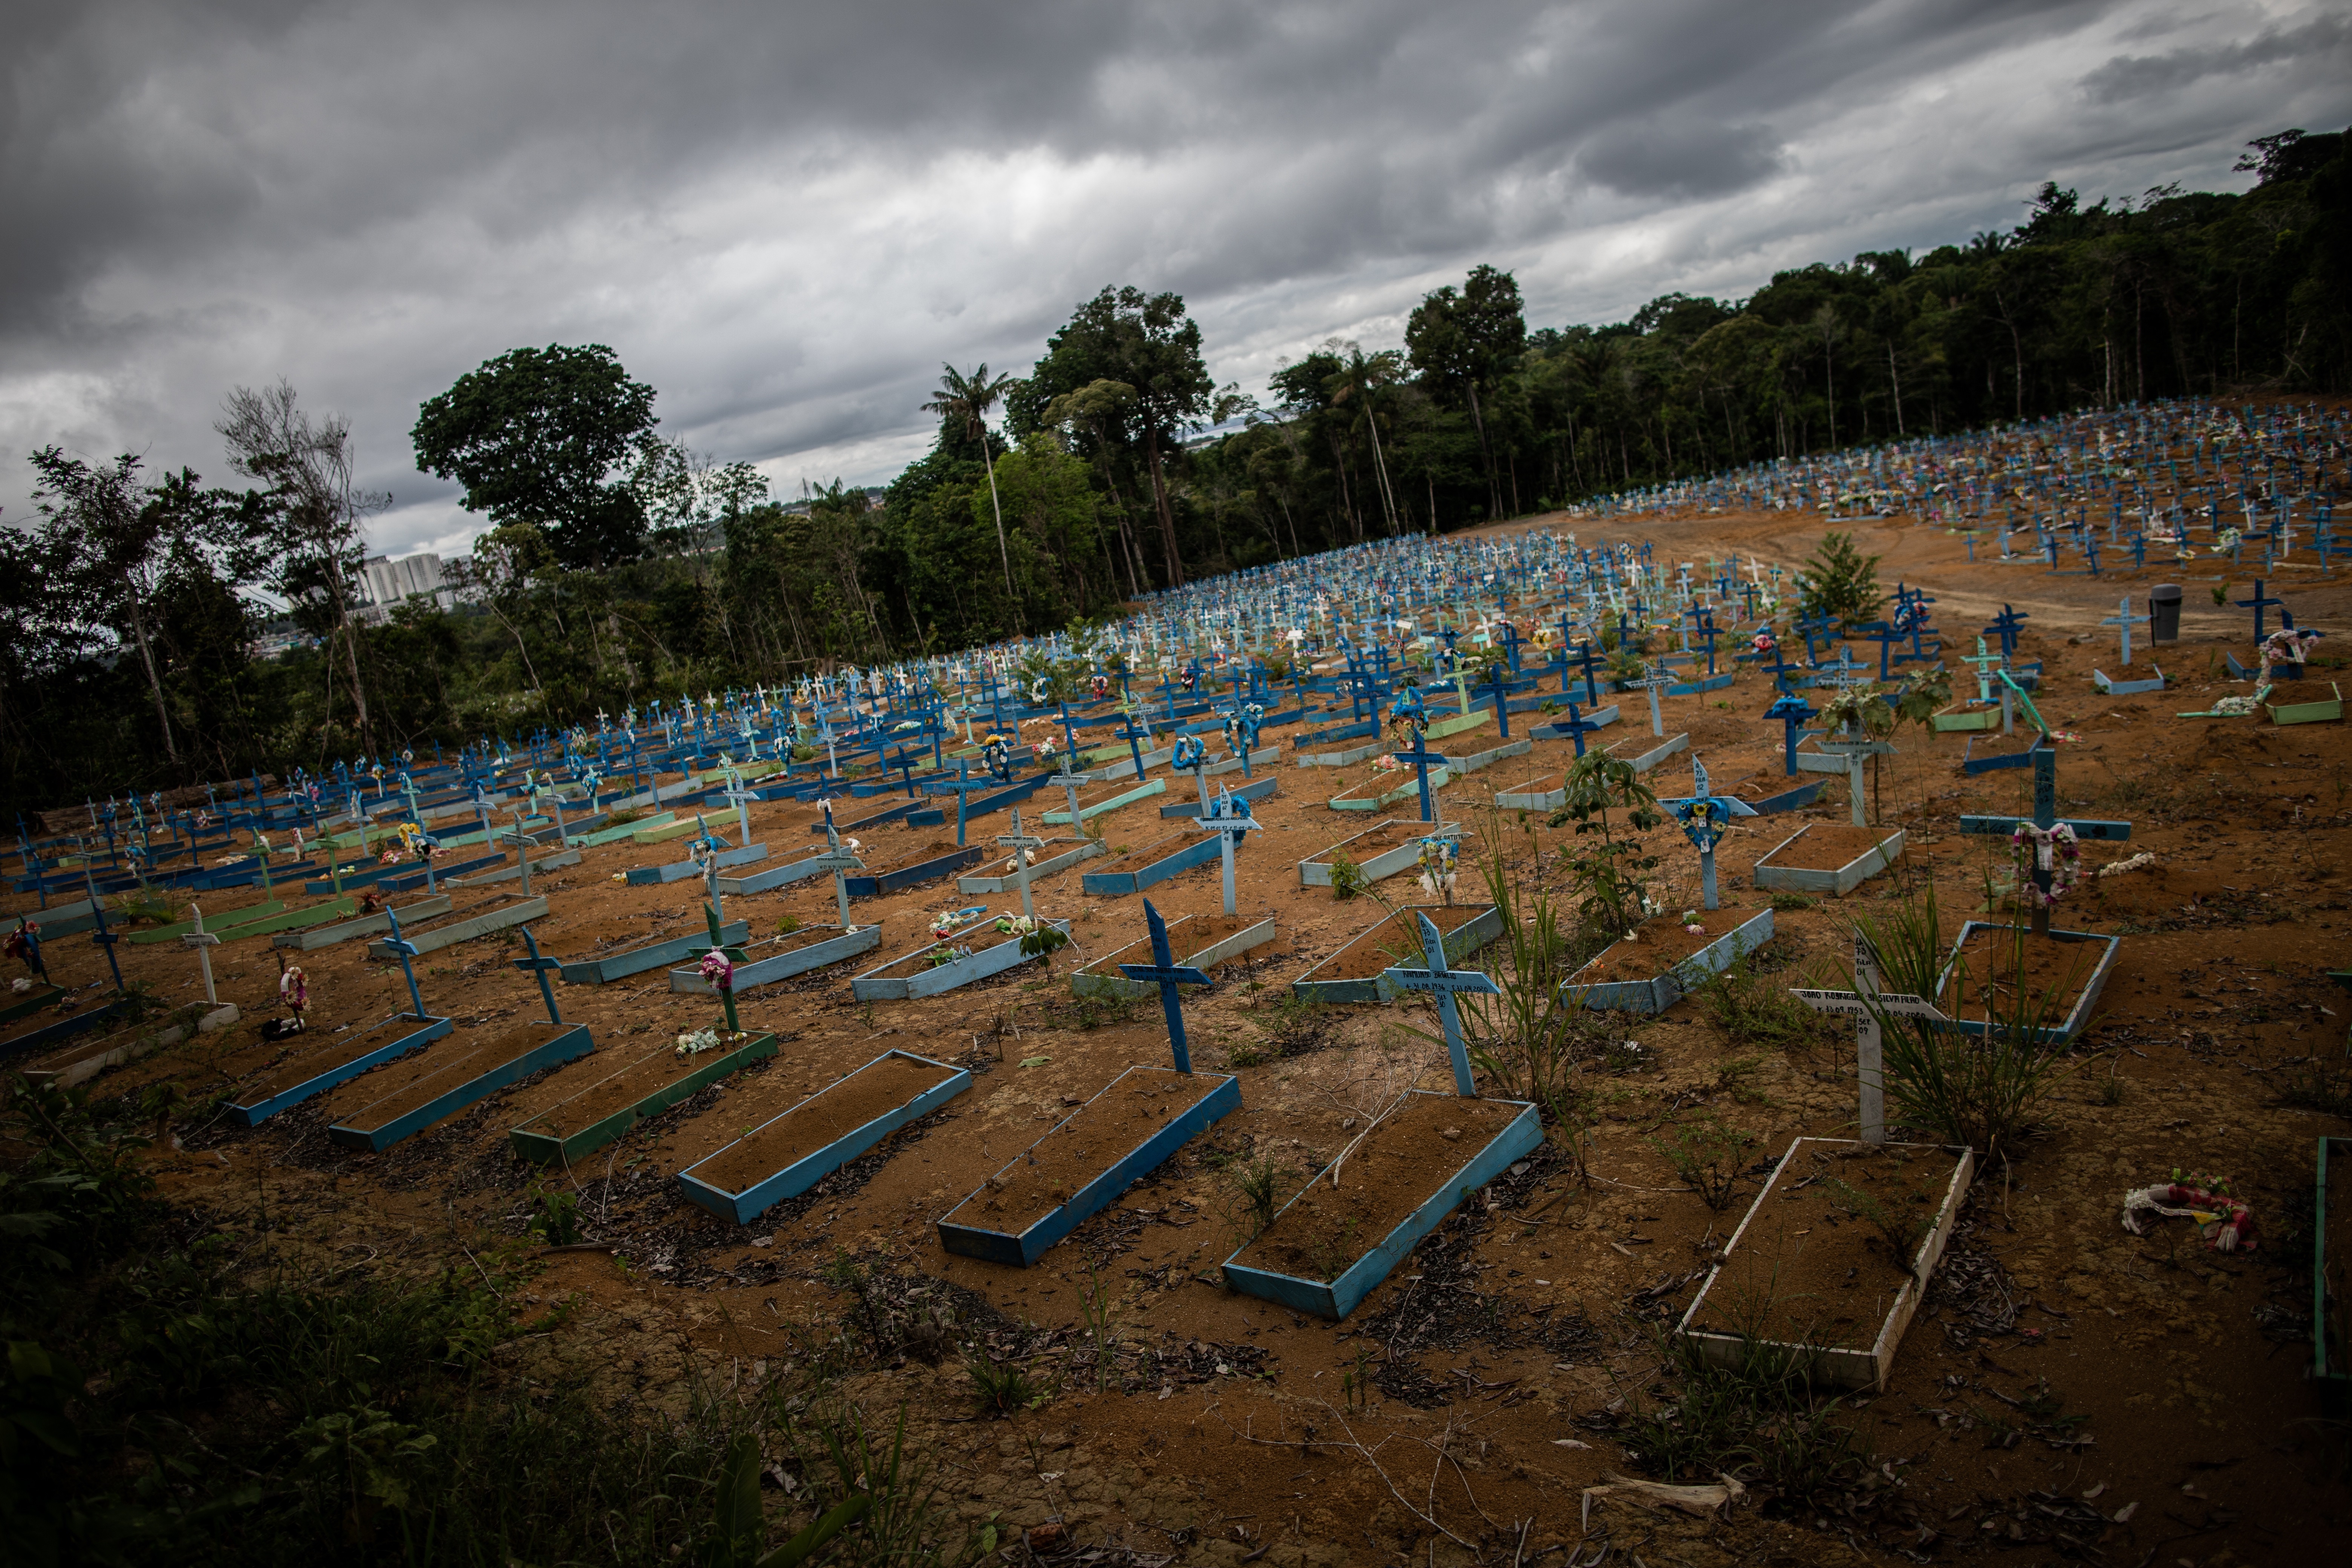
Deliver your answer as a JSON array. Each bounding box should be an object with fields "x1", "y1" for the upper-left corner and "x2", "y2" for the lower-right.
[{"x1": 1790, "y1": 988, "x2": 1950, "y2": 1020}]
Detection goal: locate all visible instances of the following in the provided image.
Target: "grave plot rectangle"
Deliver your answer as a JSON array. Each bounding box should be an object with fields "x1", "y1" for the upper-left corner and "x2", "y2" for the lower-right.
[
  {"x1": 843, "y1": 799, "x2": 923, "y2": 831},
  {"x1": 24, "y1": 896, "x2": 112, "y2": 937},
  {"x1": 632, "y1": 815, "x2": 723, "y2": 847},
  {"x1": 960, "y1": 838, "x2": 1107, "y2": 891},
  {"x1": 0, "y1": 998, "x2": 131, "y2": 1061},
  {"x1": 1665, "y1": 671, "x2": 1735, "y2": 697},
  {"x1": 1292, "y1": 720, "x2": 1377, "y2": 749},
  {"x1": 845, "y1": 843, "x2": 985, "y2": 898},
  {"x1": 1744, "y1": 779, "x2": 1827, "y2": 814},
  {"x1": 906, "y1": 775, "x2": 1047, "y2": 829},
  {"x1": 274, "y1": 894, "x2": 452, "y2": 951},
  {"x1": 20, "y1": 1003, "x2": 240, "y2": 1091},
  {"x1": 302, "y1": 859, "x2": 403, "y2": 894},
  {"x1": 1932, "y1": 921, "x2": 2120, "y2": 1046},
  {"x1": 624, "y1": 842, "x2": 767, "y2": 886},
  {"x1": 0, "y1": 984, "x2": 67, "y2": 1026},
  {"x1": 1526, "y1": 704, "x2": 1622, "y2": 740},
  {"x1": 1562, "y1": 907, "x2": 1774, "y2": 1014},
  {"x1": 2317, "y1": 1136, "x2": 2352, "y2": 1414},
  {"x1": 510, "y1": 1031, "x2": 778, "y2": 1164},
  {"x1": 1425, "y1": 710, "x2": 1491, "y2": 742},
  {"x1": 1079, "y1": 831, "x2": 1221, "y2": 897},
  {"x1": 1290, "y1": 903, "x2": 1503, "y2": 1004},
  {"x1": 1041, "y1": 778, "x2": 1166, "y2": 826},
  {"x1": 572, "y1": 812, "x2": 678, "y2": 848},
  {"x1": 1930, "y1": 703, "x2": 1998, "y2": 732},
  {"x1": 2269, "y1": 682, "x2": 2343, "y2": 725},
  {"x1": 377, "y1": 852, "x2": 509, "y2": 893},
  {"x1": 448, "y1": 848, "x2": 583, "y2": 887},
  {"x1": 669, "y1": 923, "x2": 879, "y2": 992},
  {"x1": 1752, "y1": 824, "x2": 1906, "y2": 897},
  {"x1": 1327, "y1": 769, "x2": 1450, "y2": 813},
  {"x1": 227, "y1": 1012, "x2": 455, "y2": 1125},
  {"x1": 1159, "y1": 775, "x2": 1279, "y2": 818},
  {"x1": 1605, "y1": 732, "x2": 1690, "y2": 774},
  {"x1": 365, "y1": 894, "x2": 547, "y2": 959},
  {"x1": 1958, "y1": 731, "x2": 2045, "y2": 775},
  {"x1": 937, "y1": 1065, "x2": 1240, "y2": 1266},
  {"x1": 1295, "y1": 740, "x2": 1388, "y2": 768},
  {"x1": 559, "y1": 918, "x2": 752, "y2": 985},
  {"x1": 678, "y1": 1049, "x2": 972, "y2": 1225},
  {"x1": 326, "y1": 1020, "x2": 595, "y2": 1152},
  {"x1": 1678, "y1": 1137, "x2": 1972, "y2": 1391},
  {"x1": 2093, "y1": 668, "x2": 2166, "y2": 697},
  {"x1": 1220, "y1": 1091, "x2": 1541, "y2": 1320},
  {"x1": 1445, "y1": 737, "x2": 1533, "y2": 777},
  {"x1": 1297, "y1": 819, "x2": 1459, "y2": 888},
  {"x1": 215, "y1": 897, "x2": 367, "y2": 941},
  {"x1": 1084, "y1": 746, "x2": 1174, "y2": 782},
  {"x1": 1072, "y1": 914, "x2": 1277, "y2": 999},
  {"x1": 129, "y1": 899, "x2": 289, "y2": 943},
  {"x1": 849, "y1": 917, "x2": 1070, "y2": 1000},
  {"x1": 1493, "y1": 772, "x2": 1566, "y2": 810},
  {"x1": 189, "y1": 858, "x2": 319, "y2": 893}
]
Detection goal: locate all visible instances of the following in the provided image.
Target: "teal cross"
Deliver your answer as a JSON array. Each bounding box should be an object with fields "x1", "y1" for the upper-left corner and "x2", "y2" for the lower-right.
[
  {"x1": 511, "y1": 924, "x2": 565, "y2": 1025},
  {"x1": 703, "y1": 900, "x2": 750, "y2": 1033},
  {"x1": 1957, "y1": 746, "x2": 2130, "y2": 938},
  {"x1": 1116, "y1": 897, "x2": 1212, "y2": 1074},
  {"x1": 1383, "y1": 913, "x2": 1500, "y2": 1096}
]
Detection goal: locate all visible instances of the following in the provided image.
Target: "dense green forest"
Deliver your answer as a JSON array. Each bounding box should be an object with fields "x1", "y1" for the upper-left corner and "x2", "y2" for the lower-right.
[{"x1": 4, "y1": 127, "x2": 2345, "y2": 816}]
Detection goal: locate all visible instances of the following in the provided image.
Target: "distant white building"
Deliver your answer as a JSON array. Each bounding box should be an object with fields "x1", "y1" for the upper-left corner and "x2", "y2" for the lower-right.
[{"x1": 357, "y1": 553, "x2": 456, "y2": 620}]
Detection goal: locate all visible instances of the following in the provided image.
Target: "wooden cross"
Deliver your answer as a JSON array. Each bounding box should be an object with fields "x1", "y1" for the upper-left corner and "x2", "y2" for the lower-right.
[
  {"x1": 380, "y1": 903, "x2": 429, "y2": 1019},
  {"x1": 1482, "y1": 662, "x2": 1513, "y2": 739},
  {"x1": 1171, "y1": 733, "x2": 1213, "y2": 812},
  {"x1": 508, "y1": 804, "x2": 535, "y2": 896},
  {"x1": 1391, "y1": 723, "x2": 1449, "y2": 824},
  {"x1": 925, "y1": 758, "x2": 994, "y2": 847},
  {"x1": 1116, "y1": 707, "x2": 1156, "y2": 781},
  {"x1": 510, "y1": 924, "x2": 565, "y2": 1025},
  {"x1": 1764, "y1": 693, "x2": 1816, "y2": 776},
  {"x1": 722, "y1": 769, "x2": 758, "y2": 845},
  {"x1": 2099, "y1": 596, "x2": 2151, "y2": 666},
  {"x1": 703, "y1": 900, "x2": 749, "y2": 1034},
  {"x1": 1816, "y1": 724, "x2": 1894, "y2": 829},
  {"x1": 1546, "y1": 701, "x2": 1604, "y2": 758},
  {"x1": 1116, "y1": 897, "x2": 1213, "y2": 1073},
  {"x1": 2234, "y1": 579, "x2": 2286, "y2": 639},
  {"x1": 1189, "y1": 788, "x2": 1263, "y2": 915},
  {"x1": 1961, "y1": 637, "x2": 2003, "y2": 704},
  {"x1": 1790, "y1": 935, "x2": 1951, "y2": 1142},
  {"x1": 1957, "y1": 746, "x2": 2132, "y2": 937},
  {"x1": 995, "y1": 808, "x2": 1047, "y2": 922},
  {"x1": 1383, "y1": 912, "x2": 1501, "y2": 1096},
  {"x1": 182, "y1": 903, "x2": 220, "y2": 1006},
  {"x1": 1622, "y1": 669, "x2": 1675, "y2": 738},
  {"x1": 1658, "y1": 756, "x2": 1758, "y2": 910}
]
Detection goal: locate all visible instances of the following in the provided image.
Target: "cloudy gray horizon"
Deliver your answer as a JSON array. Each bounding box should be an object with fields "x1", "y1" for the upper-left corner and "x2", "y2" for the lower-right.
[{"x1": 4, "y1": 0, "x2": 2346, "y2": 564}]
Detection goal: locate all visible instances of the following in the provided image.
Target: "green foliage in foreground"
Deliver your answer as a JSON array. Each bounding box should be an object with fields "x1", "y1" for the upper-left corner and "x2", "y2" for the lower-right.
[{"x1": 0, "y1": 1080, "x2": 964, "y2": 1568}]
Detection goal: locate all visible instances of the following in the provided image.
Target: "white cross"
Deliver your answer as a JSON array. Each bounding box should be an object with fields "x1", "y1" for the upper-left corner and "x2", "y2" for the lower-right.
[
  {"x1": 181, "y1": 904, "x2": 221, "y2": 1006},
  {"x1": 995, "y1": 808, "x2": 1048, "y2": 922},
  {"x1": 1790, "y1": 936, "x2": 1949, "y2": 1142}
]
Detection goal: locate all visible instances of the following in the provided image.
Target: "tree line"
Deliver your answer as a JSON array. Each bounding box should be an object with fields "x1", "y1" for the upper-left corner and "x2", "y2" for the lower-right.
[{"x1": 4, "y1": 126, "x2": 2343, "y2": 815}]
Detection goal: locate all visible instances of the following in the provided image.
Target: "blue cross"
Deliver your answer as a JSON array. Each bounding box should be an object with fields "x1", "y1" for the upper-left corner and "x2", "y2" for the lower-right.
[
  {"x1": 1116, "y1": 898, "x2": 1213, "y2": 1074},
  {"x1": 1546, "y1": 701, "x2": 1604, "y2": 757},
  {"x1": 380, "y1": 903, "x2": 428, "y2": 1018},
  {"x1": 2234, "y1": 579, "x2": 2285, "y2": 639},
  {"x1": 925, "y1": 758, "x2": 994, "y2": 847},
  {"x1": 1658, "y1": 756, "x2": 1759, "y2": 910},
  {"x1": 1392, "y1": 720, "x2": 1447, "y2": 824},
  {"x1": 511, "y1": 925, "x2": 565, "y2": 1025},
  {"x1": 1764, "y1": 693, "x2": 1818, "y2": 776},
  {"x1": 1382, "y1": 913, "x2": 1501, "y2": 1096}
]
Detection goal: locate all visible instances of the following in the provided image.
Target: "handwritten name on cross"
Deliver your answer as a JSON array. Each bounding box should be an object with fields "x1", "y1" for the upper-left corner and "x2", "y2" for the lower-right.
[
  {"x1": 1190, "y1": 789, "x2": 1263, "y2": 915},
  {"x1": 1116, "y1": 898, "x2": 1213, "y2": 1074},
  {"x1": 1790, "y1": 936, "x2": 1951, "y2": 1143},
  {"x1": 1383, "y1": 913, "x2": 1501, "y2": 1097},
  {"x1": 380, "y1": 903, "x2": 429, "y2": 1019},
  {"x1": 1623, "y1": 669, "x2": 1675, "y2": 738}
]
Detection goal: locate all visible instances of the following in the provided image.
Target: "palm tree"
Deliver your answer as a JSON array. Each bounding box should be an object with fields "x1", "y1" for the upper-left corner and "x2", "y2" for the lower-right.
[
  {"x1": 1325, "y1": 345, "x2": 1404, "y2": 534},
  {"x1": 923, "y1": 364, "x2": 1018, "y2": 598}
]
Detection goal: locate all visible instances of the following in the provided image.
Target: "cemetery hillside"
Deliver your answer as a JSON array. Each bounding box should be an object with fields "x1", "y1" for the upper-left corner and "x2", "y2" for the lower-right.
[{"x1": 9, "y1": 129, "x2": 2352, "y2": 1568}]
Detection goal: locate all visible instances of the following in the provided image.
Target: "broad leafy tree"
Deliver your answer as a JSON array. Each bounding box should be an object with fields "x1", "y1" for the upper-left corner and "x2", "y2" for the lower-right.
[{"x1": 412, "y1": 344, "x2": 658, "y2": 570}]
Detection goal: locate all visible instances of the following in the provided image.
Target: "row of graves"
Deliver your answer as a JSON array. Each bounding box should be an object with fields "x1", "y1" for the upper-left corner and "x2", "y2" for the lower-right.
[{"x1": 4, "y1": 434, "x2": 2342, "y2": 1409}]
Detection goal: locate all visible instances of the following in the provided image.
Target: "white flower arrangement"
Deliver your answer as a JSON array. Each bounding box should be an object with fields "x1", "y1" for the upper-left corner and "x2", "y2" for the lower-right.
[
  {"x1": 2096, "y1": 851, "x2": 2156, "y2": 878},
  {"x1": 674, "y1": 1027, "x2": 722, "y2": 1058}
]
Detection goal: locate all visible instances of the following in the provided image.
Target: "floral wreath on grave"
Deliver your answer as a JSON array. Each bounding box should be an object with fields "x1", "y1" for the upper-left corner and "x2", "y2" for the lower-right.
[
  {"x1": 2214, "y1": 527, "x2": 2243, "y2": 554},
  {"x1": 1171, "y1": 734, "x2": 1207, "y2": 771},
  {"x1": 697, "y1": 949, "x2": 734, "y2": 993},
  {"x1": 2260, "y1": 628, "x2": 2320, "y2": 672},
  {"x1": 2121, "y1": 1169, "x2": 2256, "y2": 1251},
  {"x1": 279, "y1": 963, "x2": 308, "y2": 1016},
  {"x1": 1415, "y1": 837, "x2": 1458, "y2": 900},
  {"x1": 2008, "y1": 821, "x2": 2082, "y2": 907},
  {"x1": 1091, "y1": 674, "x2": 1111, "y2": 700},
  {"x1": 674, "y1": 1026, "x2": 724, "y2": 1058},
  {"x1": 1750, "y1": 630, "x2": 1776, "y2": 654}
]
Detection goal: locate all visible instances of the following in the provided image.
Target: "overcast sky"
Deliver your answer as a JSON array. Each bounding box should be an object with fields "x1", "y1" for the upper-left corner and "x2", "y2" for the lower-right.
[{"x1": 4, "y1": 0, "x2": 2347, "y2": 562}]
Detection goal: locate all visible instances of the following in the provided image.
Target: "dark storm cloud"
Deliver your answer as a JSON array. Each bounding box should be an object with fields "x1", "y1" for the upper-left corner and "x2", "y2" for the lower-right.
[{"x1": 2, "y1": 0, "x2": 2346, "y2": 555}]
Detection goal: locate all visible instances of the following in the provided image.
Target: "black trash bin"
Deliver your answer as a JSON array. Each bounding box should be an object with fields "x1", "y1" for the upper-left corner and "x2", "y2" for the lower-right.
[{"x1": 2150, "y1": 584, "x2": 2182, "y2": 643}]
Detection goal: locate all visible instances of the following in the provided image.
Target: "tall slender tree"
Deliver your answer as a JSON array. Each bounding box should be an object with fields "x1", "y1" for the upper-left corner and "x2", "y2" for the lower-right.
[{"x1": 922, "y1": 364, "x2": 1018, "y2": 597}]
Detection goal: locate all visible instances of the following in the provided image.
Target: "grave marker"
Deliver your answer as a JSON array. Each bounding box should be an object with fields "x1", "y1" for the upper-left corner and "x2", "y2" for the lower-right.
[
  {"x1": 995, "y1": 809, "x2": 1047, "y2": 922},
  {"x1": 1116, "y1": 898, "x2": 1214, "y2": 1073},
  {"x1": 1790, "y1": 934, "x2": 1951, "y2": 1143},
  {"x1": 2098, "y1": 596, "x2": 2151, "y2": 666},
  {"x1": 1956, "y1": 747, "x2": 2131, "y2": 938},
  {"x1": 1382, "y1": 912, "x2": 1502, "y2": 1096},
  {"x1": 511, "y1": 925, "x2": 566, "y2": 1024},
  {"x1": 182, "y1": 904, "x2": 220, "y2": 1006},
  {"x1": 1658, "y1": 756, "x2": 1758, "y2": 910}
]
